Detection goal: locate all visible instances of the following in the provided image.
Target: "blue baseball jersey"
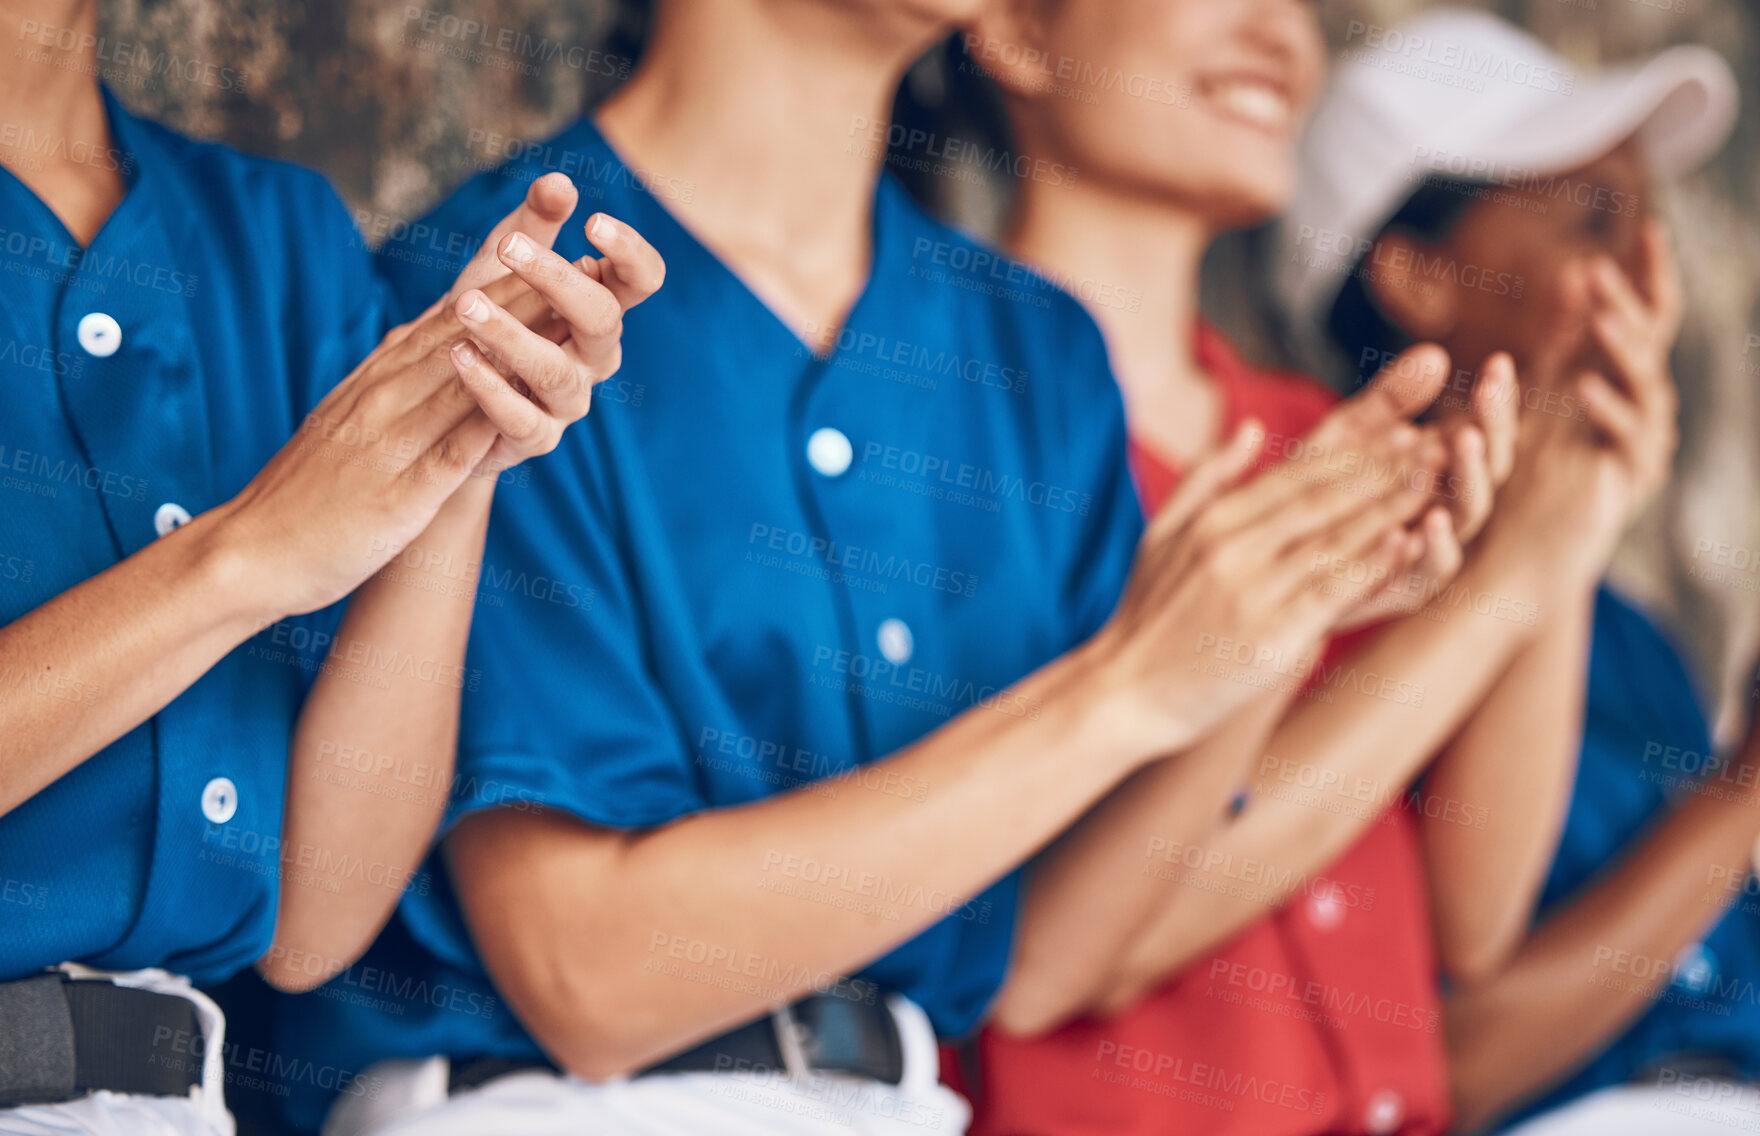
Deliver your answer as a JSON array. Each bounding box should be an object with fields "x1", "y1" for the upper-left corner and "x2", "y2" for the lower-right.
[
  {"x1": 1502, "y1": 587, "x2": 1760, "y2": 1127},
  {"x1": 275, "y1": 116, "x2": 1141, "y2": 1130},
  {"x1": 0, "y1": 87, "x2": 384, "y2": 985}
]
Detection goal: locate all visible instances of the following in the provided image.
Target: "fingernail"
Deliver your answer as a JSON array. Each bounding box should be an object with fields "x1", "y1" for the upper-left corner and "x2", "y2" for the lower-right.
[
  {"x1": 503, "y1": 233, "x2": 535, "y2": 265},
  {"x1": 451, "y1": 340, "x2": 478, "y2": 367},
  {"x1": 589, "y1": 214, "x2": 614, "y2": 243},
  {"x1": 460, "y1": 293, "x2": 488, "y2": 323}
]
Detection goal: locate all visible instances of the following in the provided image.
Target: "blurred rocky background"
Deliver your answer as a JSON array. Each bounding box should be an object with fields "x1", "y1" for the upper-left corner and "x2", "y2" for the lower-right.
[{"x1": 102, "y1": 0, "x2": 1760, "y2": 735}]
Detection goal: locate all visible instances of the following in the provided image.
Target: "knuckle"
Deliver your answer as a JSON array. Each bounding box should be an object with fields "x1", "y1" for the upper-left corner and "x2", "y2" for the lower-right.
[
  {"x1": 356, "y1": 383, "x2": 402, "y2": 424},
  {"x1": 431, "y1": 434, "x2": 471, "y2": 476},
  {"x1": 511, "y1": 415, "x2": 548, "y2": 447},
  {"x1": 582, "y1": 304, "x2": 623, "y2": 342}
]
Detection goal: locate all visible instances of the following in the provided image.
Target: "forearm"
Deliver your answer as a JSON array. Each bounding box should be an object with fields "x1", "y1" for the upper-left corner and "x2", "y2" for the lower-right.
[
  {"x1": 1446, "y1": 787, "x2": 1760, "y2": 1132},
  {"x1": 1425, "y1": 580, "x2": 1596, "y2": 982},
  {"x1": 263, "y1": 475, "x2": 495, "y2": 991},
  {"x1": 449, "y1": 638, "x2": 1158, "y2": 1079},
  {"x1": 1103, "y1": 546, "x2": 1547, "y2": 1002},
  {"x1": 993, "y1": 690, "x2": 1292, "y2": 1034},
  {"x1": 0, "y1": 510, "x2": 276, "y2": 816}
]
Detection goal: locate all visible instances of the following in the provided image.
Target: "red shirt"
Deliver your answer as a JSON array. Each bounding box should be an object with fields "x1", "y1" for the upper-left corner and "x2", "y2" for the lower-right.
[{"x1": 954, "y1": 325, "x2": 1451, "y2": 1136}]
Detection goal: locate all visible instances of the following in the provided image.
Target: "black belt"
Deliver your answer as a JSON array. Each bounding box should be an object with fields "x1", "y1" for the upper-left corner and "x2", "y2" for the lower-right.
[
  {"x1": 0, "y1": 972, "x2": 204, "y2": 1108},
  {"x1": 449, "y1": 988, "x2": 904, "y2": 1094}
]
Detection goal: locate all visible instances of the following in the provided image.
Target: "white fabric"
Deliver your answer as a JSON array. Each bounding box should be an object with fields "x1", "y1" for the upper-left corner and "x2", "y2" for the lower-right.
[
  {"x1": 324, "y1": 994, "x2": 970, "y2": 1136},
  {"x1": 1502, "y1": 1081, "x2": 1760, "y2": 1136},
  {"x1": 0, "y1": 968, "x2": 232, "y2": 1136}
]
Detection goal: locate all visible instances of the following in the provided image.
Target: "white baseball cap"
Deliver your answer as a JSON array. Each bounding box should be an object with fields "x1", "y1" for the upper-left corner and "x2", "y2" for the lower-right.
[{"x1": 1274, "y1": 6, "x2": 1738, "y2": 372}]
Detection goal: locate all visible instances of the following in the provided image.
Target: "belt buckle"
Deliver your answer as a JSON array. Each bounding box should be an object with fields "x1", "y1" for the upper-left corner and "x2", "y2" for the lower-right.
[{"x1": 770, "y1": 1004, "x2": 813, "y2": 1080}]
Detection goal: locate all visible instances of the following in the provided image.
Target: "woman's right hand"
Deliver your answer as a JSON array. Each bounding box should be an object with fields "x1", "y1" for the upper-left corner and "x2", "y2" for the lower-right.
[
  {"x1": 1089, "y1": 344, "x2": 1453, "y2": 756},
  {"x1": 1487, "y1": 223, "x2": 1682, "y2": 586},
  {"x1": 208, "y1": 175, "x2": 664, "y2": 620}
]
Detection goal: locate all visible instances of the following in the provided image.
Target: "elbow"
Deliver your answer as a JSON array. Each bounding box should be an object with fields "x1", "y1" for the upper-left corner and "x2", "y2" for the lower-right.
[
  {"x1": 1446, "y1": 1053, "x2": 1505, "y2": 1136},
  {"x1": 989, "y1": 993, "x2": 1071, "y2": 1040},
  {"x1": 256, "y1": 941, "x2": 345, "y2": 994},
  {"x1": 989, "y1": 971, "x2": 1092, "y2": 1039},
  {"x1": 1441, "y1": 925, "x2": 1520, "y2": 990},
  {"x1": 1441, "y1": 997, "x2": 1511, "y2": 1135},
  {"x1": 551, "y1": 1034, "x2": 648, "y2": 1084},
  {"x1": 508, "y1": 941, "x2": 676, "y2": 1082},
  {"x1": 991, "y1": 955, "x2": 1148, "y2": 1038}
]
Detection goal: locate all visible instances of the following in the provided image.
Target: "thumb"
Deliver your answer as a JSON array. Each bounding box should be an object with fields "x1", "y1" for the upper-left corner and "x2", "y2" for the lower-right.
[{"x1": 1355, "y1": 343, "x2": 1451, "y2": 426}]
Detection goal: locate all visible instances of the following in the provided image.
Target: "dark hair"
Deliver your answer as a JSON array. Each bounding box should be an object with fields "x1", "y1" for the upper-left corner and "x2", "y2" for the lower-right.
[
  {"x1": 590, "y1": 0, "x2": 656, "y2": 108},
  {"x1": 884, "y1": 33, "x2": 1017, "y2": 217},
  {"x1": 1325, "y1": 176, "x2": 1486, "y2": 387}
]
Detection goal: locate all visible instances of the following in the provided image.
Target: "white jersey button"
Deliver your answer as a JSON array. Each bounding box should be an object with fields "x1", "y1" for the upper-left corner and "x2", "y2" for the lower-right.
[
  {"x1": 1305, "y1": 890, "x2": 1345, "y2": 932},
  {"x1": 877, "y1": 618, "x2": 914, "y2": 666},
  {"x1": 1673, "y1": 942, "x2": 1717, "y2": 994},
  {"x1": 154, "y1": 503, "x2": 193, "y2": 538},
  {"x1": 1364, "y1": 1089, "x2": 1404, "y2": 1134},
  {"x1": 201, "y1": 777, "x2": 238, "y2": 825},
  {"x1": 77, "y1": 312, "x2": 122, "y2": 358},
  {"x1": 806, "y1": 428, "x2": 853, "y2": 477}
]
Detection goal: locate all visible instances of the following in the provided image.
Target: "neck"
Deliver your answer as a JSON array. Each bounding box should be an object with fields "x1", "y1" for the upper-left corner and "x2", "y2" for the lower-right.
[
  {"x1": 596, "y1": 0, "x2": 939, "y2": 346},
  {"x1": 0, "y1": 0, "x2": 120, "y2": 245},
  {"x1": 0, "y1": 1, "x2": 105, "y2": 138},
  {"x1": 1007, "y1": 176, "x2": 1217, "y2": 460}
]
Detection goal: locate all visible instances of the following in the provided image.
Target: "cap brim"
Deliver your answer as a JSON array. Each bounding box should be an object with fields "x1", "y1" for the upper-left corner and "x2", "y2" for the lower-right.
[{"x1": 1471, "y1": 44, "x2": 1739, "y2": 180}]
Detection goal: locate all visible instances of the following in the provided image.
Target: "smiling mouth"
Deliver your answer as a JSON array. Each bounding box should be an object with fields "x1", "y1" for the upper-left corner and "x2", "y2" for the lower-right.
[{"x1": 1198, "y1": 77, "x2": 1296, "y2": 134}]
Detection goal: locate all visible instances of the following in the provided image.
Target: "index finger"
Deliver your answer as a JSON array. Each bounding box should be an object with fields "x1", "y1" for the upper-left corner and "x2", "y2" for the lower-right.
[
  {"x1": 1208, "y1": 344, "x2": 1448, "y2": 528},
  {"x1": 581, "y1": 213, "x2": 666, "y2": 313},
  {"x1": 449, "y1": 173, "x2": 580, "y2": 300},
  {"x1": 1635, "y1": 217, "x2": 1684, "y2": 338},
  {"x1": 1321, "y1": 343, "x2": 1452, "y2": 443}
]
